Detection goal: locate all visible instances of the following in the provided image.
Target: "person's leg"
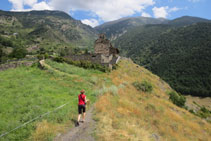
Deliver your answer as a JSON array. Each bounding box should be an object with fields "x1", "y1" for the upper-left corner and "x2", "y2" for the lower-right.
[
  {"x1": 77, "y1": 114, "x2": 81, "y2": 122},
  {"x1": 77, "y1": 105, "x2": 82, "y2": 126},
  {"x1": 82, "y1": 105, "x2": 86, "y2": 122},
  {"x1": 82, "y1": 112, "x2": 86, "y2": 121}
]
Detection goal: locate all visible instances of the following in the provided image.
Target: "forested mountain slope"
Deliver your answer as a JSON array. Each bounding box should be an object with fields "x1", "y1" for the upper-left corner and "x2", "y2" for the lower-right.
[
  {"x1": 95, "y1": 16, "x2": 210, "y2": 40},
  {"x1": 168, "y1": 16, "x2": 210, "y2": 26},
  {"x1": 114, "y1": 23, "x2": 211, "y2": 97},
  {"x1": 95, "y1": 17, "x2": 167, "y2": 40}
]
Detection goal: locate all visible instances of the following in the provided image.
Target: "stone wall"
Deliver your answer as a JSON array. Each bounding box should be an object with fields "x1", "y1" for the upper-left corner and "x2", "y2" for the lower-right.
[
  {"x1": 94, "y1": 43, "x2": 110, "y2": 56},
  {"x1": 65, "y1": 53, "x2": 102, "y2": 64},
  {"x1": 65, "y1": 53, "x2": 119, "y2": 68},
  {"x1": 94, "y1": 34, "x2": 113, "y2": 56},
  {"x1": 0, "y1": 61, "x2": 35, "y2": 71}
]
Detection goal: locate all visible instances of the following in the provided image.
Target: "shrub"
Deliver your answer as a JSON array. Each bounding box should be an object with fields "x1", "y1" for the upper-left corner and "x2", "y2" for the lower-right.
[
  {"x1": 9, "y1": 47, "x2": 27, "y2": 59},
  {"x1": 169, "y1": 91, "x2": 186, "y2": 107},
  {"x1": 189, "y1": 109, "x2": 195, "y2": 114},
  {"x1": 53, "y1": 57, "x2": 64, "y2": 63},
  {"x1": 132, "y1": 80, "x2": 153, "y2": 93}
]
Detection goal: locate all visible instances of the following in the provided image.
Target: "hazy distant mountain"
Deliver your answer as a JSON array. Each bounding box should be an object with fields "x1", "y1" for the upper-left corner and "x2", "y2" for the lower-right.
[{"x1": 95, "y1": 17, "x2": 168, "y2": 40}]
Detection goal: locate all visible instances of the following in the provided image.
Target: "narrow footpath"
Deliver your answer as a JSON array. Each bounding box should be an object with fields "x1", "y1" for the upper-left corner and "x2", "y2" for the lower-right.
[{"x1": 54, "y1": 106, "x2": 96, "y2": 141}]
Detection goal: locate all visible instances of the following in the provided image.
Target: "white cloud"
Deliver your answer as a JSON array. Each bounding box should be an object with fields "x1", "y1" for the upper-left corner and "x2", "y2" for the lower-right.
[
  {"x1": 8, "y1": 0, "x2": 52, "y2": 11},
  {"x1": 8, "y1": 0, "x2": 38, "y2": 10},
  {"x1": 141, "y1": 12, "x2": 151, "y2": 17},
  {"x1": 152, "y1": 6, "x2": 168, "y2": 18},
  {"x1": 24, "y1": 0, "x2": 37, "y2": 6},
  {"x1": 152, "y1": 6, "x2": 181, "y2": 18},
  {"x1": 8, "y1": 0, "x2": 156, "y2": 24},
  {"x1": 81, "y1": 19, "x2": 99, "y2": 27},
  {"x1": 48, "y1": 0, "x2": 155, "y2": 21},
  {"x1": 31, "y1": 1, "x2": 53, "y2": 10}
]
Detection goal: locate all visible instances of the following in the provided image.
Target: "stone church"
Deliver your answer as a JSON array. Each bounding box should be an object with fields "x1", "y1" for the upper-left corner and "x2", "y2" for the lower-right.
[
  {"x1": 66, "y1": 34, "x2": 120, "y2": 69},
  {"x1": 94, "y1": 34, "x2": 119, "y2": 56}
]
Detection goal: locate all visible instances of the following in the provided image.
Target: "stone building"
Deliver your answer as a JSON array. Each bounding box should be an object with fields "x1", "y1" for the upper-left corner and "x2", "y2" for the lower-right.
[
  {"x1": 65, "y1": 34, "x2": 120, "y2": 69},
  {"x1": 94, "y1": 34, "x2": 119, "y2": 56}
]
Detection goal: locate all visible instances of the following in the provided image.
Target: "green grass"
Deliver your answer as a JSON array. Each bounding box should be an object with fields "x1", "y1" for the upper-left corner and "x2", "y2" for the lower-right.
[
  {"x1": 0, "y1": 61, "x2": 103, "y2": 140},
  {"x1": 45, "y1": 59, "x2": 102, "y2": 77}
]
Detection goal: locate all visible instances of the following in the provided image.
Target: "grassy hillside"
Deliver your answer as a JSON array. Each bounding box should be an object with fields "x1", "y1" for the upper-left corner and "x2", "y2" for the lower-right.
[
  {"x1": 114, "y1": 23, "x2": 211, "y2": 97},
  {"x1": 0, "y1": 60, "x2": 105, "y2": 140},
  {"x1": 0, "y1": 58, "x2": 210, "y2": 140},
  {"x1": 94, "y1": 59, "x2": 211, "y2": 140}
]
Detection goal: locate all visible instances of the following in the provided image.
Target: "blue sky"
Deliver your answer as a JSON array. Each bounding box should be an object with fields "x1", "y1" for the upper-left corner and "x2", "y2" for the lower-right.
[{"x1": 0, "y1": 0, "x2": 210, "y2": 27}]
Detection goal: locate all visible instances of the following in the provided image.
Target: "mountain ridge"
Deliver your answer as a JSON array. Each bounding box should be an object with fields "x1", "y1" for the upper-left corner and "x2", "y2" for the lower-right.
[{"x1": 0, "y1": 10, "x2": 98, "y2": 54}]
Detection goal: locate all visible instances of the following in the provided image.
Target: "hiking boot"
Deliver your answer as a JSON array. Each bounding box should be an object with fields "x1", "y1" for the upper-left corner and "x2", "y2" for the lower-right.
[{"x1": 76, "y1": 121, "x2": 80, "y2": 126}]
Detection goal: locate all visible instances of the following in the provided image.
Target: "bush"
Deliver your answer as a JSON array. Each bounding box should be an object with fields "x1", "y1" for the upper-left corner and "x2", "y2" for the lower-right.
[
  {"x1": 200, "y1": 106, "x2": 210, "y2": 113},
  {"x1": 0, "y1": 46, "x2": 5, "y2": 63},
  {"x1": 132, "y1": 80, "x2": 153, "y2": 93},
  {"x1": 53, "y1": 57, "x2": 64, "y2": 63},
  {"x1": 169, "y1": 91, "x2": 186, "y2": 107},
  {"x1": 37, "y1": 54, "x2": 44, "y2": 60},
  {"x1": 9, "y1": 47, "x2": 27, "y2": 59}
]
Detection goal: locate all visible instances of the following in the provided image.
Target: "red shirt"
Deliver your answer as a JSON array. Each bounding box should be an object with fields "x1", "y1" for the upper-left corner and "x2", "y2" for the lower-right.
[{"x1": 78, "y1": 94, "x2": 86, "y2": 105}]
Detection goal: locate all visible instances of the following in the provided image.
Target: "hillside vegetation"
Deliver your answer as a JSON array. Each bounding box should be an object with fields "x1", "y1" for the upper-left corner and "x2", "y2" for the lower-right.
[
  {"x1": 0, "y1": 10, "x2": 97, "y2": 59},
  {"x1": 114, "y1": 22, "x2": 211, "y2": 97},
  {"x1": 95, "y1": 17, "x2": 167, "y2": 40},
  {"x1": 95, "y1": 16, "x2": 210, "y2": 40},
  {"x1": 0, "y1": 60, "x2": 105, "y2": 140},
  {"x1": 94, "y1": 59, "x2": 211, "y2": 140},
  {"x1": 0, "y1": 58, "x2": 210, "y2": 140}
]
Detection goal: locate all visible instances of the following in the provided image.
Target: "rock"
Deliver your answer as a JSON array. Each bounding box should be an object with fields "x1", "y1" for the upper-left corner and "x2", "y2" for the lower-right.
[{"x1": 151, "y1": 133, "x2": 160, "y2": 141}]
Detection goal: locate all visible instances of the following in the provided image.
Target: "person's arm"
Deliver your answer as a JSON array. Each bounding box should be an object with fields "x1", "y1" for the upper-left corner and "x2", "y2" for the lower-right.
[{"x1": 85, "y1": 96, "x2": 87, "y2": 103}]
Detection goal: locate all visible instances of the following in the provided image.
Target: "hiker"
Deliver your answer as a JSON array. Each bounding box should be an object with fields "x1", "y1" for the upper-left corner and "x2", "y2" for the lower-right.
[{"x1": 77, "y1": 89, "x2": 87, "y2": 126}]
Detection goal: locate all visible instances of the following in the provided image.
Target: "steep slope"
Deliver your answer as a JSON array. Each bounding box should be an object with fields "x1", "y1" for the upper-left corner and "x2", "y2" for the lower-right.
[
  {"x1": 95, "y1": 17, "x2": 167, "y2": 40},
  {"x1": 94, "y1": 59, "x2": 211, "y2": 140},
  {"x1": 0, "y1": 10, "x2": 97, "y2": 50},
  {"x1": 114, "y1": 23, "x2": 211, "y2": 97},
  {"x1": 0, "y1": 58, "x2": 210, "y2": 140}
]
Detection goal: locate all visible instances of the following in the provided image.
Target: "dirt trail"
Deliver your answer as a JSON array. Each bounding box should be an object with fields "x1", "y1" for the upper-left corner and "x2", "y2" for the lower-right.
[
  {"x1": 54, "y1": 106, "x2": 96, "y2": 141},
  {"x1": 39, "y1": 60, "x2": 78, "y2": 78},
  {"x1": 40, "y1": 60, "x2": 96, "y2": 140}
]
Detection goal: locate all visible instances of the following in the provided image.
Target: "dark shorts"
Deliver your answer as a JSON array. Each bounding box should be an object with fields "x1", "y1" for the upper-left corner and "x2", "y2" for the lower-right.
[{"x1": 78, "y1": 105, "x2": 86, "y2": 114}]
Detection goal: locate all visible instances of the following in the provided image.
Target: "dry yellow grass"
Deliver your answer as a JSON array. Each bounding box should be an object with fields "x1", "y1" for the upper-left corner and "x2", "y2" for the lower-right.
[
  {"x1": 94, "y1": 59, "x2": 211, "y2": 141},
  {"x1": 29, "y1": 120, "x2": 64, "y2": 141},
  {"x1": 185, "y1": 95, "x2": 211, "y2": 111}
]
